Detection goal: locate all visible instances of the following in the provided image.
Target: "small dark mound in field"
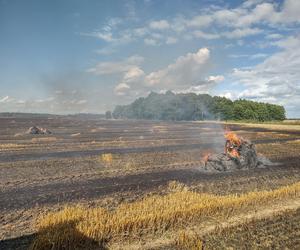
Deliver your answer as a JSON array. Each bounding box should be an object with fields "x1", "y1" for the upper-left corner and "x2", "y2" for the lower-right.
[{"x1": 27, "y1": 126, "x2": 52, "y2": 135}]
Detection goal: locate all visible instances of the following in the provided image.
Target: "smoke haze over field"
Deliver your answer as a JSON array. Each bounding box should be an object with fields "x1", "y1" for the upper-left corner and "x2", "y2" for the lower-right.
[{"x1": 1, "y1": 0, "x2": 300, "y2": 117}]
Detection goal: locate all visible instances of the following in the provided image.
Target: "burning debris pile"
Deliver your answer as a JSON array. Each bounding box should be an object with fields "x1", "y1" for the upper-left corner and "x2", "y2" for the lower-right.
[
  {"x1": 27, "y1": 126, "x2": 52, "y2": 135},
  {"x1": 204, "y1": 131, "x2": 271, "y2": 172}
]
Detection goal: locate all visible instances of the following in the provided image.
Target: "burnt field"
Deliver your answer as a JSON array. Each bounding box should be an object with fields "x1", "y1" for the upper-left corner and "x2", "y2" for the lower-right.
[{"x1": 1, "y1": 115, "x2": 300, "y2": 249}]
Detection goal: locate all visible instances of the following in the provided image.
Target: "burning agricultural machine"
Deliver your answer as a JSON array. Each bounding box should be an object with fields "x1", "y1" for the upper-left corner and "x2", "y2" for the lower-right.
[{"x1": 204, "y1": 130, "x2": 272, "y2": 172}]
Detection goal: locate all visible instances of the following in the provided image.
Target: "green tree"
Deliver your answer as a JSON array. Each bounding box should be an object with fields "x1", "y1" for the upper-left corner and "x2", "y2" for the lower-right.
[
  {"x1": 105, "y1": 111, "x2": 112, "y2": 119},
  {"x1": 112, "y1": 92, "x2": 286, "y2": 122}
]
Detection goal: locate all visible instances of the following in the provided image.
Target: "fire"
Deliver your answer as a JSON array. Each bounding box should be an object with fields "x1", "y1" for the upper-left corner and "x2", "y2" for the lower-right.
[
  {"x1": 201, "y1": 150, "x2": 213, "y2": 163},
  {"x1": 230, "y1": 149, "x2": 240, "y2": 158},
  {"x1": 225, "y1": 131, "x2": 241, "y2": 146},
  {"x1": 203, "y1": 153, "x2": 210, "y2": 163},
  {"x1": 224, "y1": 130, "x2": 242, "y2": 158}
]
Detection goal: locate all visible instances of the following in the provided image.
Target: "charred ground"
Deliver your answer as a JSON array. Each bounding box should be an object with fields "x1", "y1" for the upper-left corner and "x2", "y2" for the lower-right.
[{"x1": 0, "y1": 115, "x2": 300, "y2": 249}]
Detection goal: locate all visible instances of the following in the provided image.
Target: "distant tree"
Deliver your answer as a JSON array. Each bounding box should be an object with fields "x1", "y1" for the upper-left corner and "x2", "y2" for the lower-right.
[
  {"x1": 105, "y1": 111, "x2": 112, "y2": 119},
  {"x1": 112, "y1": 92, "x2": 286, "y2": 121}
]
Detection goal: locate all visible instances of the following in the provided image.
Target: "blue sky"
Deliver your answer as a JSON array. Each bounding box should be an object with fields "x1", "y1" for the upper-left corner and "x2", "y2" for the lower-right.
[{"x1": 0, "y1": 0, "x2": 299, "y2": 117}]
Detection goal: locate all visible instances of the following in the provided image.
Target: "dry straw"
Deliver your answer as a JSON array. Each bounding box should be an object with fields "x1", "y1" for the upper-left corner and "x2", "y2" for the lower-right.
[{"x1": 30, "y1": 182, "x2": 300, "y2": 249}]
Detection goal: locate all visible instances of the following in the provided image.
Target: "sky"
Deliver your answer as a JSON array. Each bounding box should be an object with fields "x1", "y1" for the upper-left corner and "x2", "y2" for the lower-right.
[{"x1": 0, "y1": 0, "x2": 299, "y2": 117}]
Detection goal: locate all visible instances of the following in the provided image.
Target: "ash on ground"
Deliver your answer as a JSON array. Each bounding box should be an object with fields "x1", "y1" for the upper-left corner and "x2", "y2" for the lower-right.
[
  {"x1": 27, "y1": 126, "x2": 52, "y2": 135},
  {"x1": 204, "y1": 132, "x2": 273, "y2": 172}
]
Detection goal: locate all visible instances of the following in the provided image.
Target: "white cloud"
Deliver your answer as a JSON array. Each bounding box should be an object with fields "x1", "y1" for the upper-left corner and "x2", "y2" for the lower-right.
[
  {"x1": 0, "y1": 95, "x2": 90, "y2": 114},
  {"x1": 212, "y1": 1, "x2": 299, "y2": 28},
  {"x1": 16, "y1": 100, "x2": 26, "y2": 104},
  {"x1": 230, "y1": 53, "x2": 268, "y2": 60},
  {"x1": 166, "y1": 37, "x2": 178, "y2": 44},
  {"x1": 164, "y1": 0, "x2": 299, "y2": 43},
  {"x1": 179, "y1": 84, "x2": 213, "y2": 94},
  {"x1": 77, "y1": 100, "x2": 88, "y2": 105},
  {"x1": 96, "y1": 32, "x2": 114, "y2": 42},
  {"x1": 87, "y1": 62, "x2": 130, "y2": 75},
  {"x1": 81, "y1": 27, "x2": 133, "y2": 45},
  {"x1": 223, "y1": 27, "x2": 262, "y2": 38},
  {"x1": 213, "y1": 9, "x2": 243, "y2": 27},
  {"x1": 87, "y1": 55, "x2": 144, "y2": 75},
  {"x1": 233, "y1": 3, "x2": 275, "y2": 27},
  {"x1": 82, "y1": 0, "x2": 300, "y2": 49},
  {"x1": 229, "y1": 54, "x2": 248, "y2": 59},
  {"x1": 144, "y1": 38, "x2": 158, "y2": 46},
  {"x1": 171, "y1": 16, "x2": 186, "y2": 33},
  {"x1": 193, "y1": 30, "x2": 220, "y2": 39},
  {"x1": 113, "y1": 66, "x2": 145, "y2": 96},
  {"x1": 151, "y1": 33, "x2": 163, "y2": 40},
  {"x1": 107, "y1": 17, "x2": 122, "y2": 27},
  {"x1": 219, "y1": 92, "x2": 233, "y2": 99},
  {"x1": 111, "y1": 48, "x2": 219, "y2": 97},
  {"x1": 265, "y1": 33, "x2": 283, "y2": 40},
  {"x1": 207, "y1": 75, "x2": 224, "y2": 83},
  {"x1": 0, "y1": 96, "x2": 14, "y2": 103},
  {"x1": 277, "y1": 0, "x2": 300, "y2": 24},
  {"x1": 114, "y1": 83, "x2": 131, "y2": 96},
  {"x1": 126, "y1": 55, "x2": 144, "y2": 64},
  {"x1": 272, "y1": 35, "x2": 300, "y2": 49},
  {"x1": 149, "y1": 20, "x2": 170, "y2": 30},
  {"x1": 123, "y1": 67, "x2": 145, "y2": 82},
  {"x1": 134, "y1": 27, "x2": 148, "y2": 37},
  {"x1": 250, "y1": 53, "x2": 268, "y2": 59},
  {"x1": 232, "y1": 35, "x2": 300, "y2": 116},
  {"x1": 85, "y1": 31, "x2": 115, "y2": 42},
  {"x1": 242, "y1": 0, "x2": 265, "y2": 8},
  {"x1": 145, "y1": 48, "x2": 211, "y2": 87},
  {"x1": 186, "y1": 15, "x2": 213, "y2": 28},
  {"x1": 178, "y1": 76, "x2": 224, "y2": 94}
]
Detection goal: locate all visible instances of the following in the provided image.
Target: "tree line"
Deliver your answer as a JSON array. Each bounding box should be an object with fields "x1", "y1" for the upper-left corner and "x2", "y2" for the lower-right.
[{"x1": 107, "y1": 91, "x2": 286, "y2": 121}]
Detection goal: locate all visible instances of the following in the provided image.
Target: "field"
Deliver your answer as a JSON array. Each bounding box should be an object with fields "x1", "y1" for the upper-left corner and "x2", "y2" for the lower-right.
[{"x1": 1, "y1": 115, "x2": 300, "y2": 249}]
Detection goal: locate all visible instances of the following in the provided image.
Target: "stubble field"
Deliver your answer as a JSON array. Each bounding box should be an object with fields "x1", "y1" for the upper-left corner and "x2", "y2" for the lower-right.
[{"x1": 0, "y1": 115, "x2": 300, "y2": 249}]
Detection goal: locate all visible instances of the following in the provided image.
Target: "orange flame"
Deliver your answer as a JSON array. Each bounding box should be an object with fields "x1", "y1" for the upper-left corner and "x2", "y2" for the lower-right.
[
  {"x1": 224, "y1": 130, "x2": 242, "y2": 158},
  {"x1": 203, "y1": 153, "x2": 210, "y2": 163},
  {"x1": 224, "y1": 131, "x2": 241, "y2": 146},
  {"x1": 201, "y1": 150, "x2": 213, "y2": 163},
  {"x1": 230, "y1": 149, "x2": 240, "y2": 158}
]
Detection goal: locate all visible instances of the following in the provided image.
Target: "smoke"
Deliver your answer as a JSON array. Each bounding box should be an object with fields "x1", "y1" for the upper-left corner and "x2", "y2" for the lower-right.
[
  {"x1": 39, "y1": 70, "x2": 116, "y2": 114},
  {"x1": 206, "y1": 121, "x2": 225, "y2": 154}
]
